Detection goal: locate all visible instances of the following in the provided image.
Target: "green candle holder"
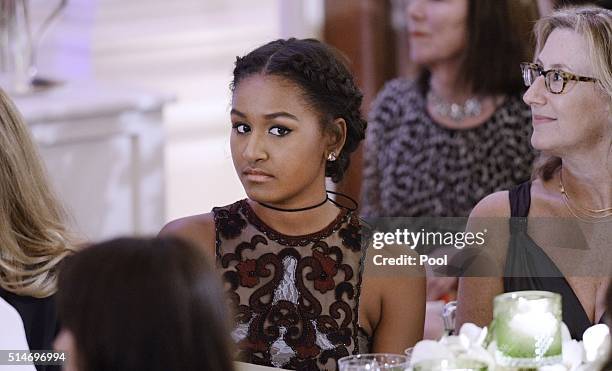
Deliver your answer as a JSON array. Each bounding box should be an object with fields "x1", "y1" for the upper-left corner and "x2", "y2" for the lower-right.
[{"x1": 493, "y1": 291, "x2": 562, "y2": 368}]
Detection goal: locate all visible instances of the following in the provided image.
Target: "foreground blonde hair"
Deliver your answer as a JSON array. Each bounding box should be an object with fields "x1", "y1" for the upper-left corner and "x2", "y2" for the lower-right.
[
  {"x1": 0, "y1": 89, "x2": 74, "y2": 298},
  {"x1": 531, "y1": 6, "x2": 612, "y2": 181}
]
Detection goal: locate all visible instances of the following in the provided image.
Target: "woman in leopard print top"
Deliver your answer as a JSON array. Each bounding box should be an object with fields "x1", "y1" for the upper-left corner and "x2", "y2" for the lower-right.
[
  {"x1": 362, "y1": 79, "x2": 535, "y2": 217},
  {"x1": 361, "y1": 0, "x2": 537, "y2": 218}
]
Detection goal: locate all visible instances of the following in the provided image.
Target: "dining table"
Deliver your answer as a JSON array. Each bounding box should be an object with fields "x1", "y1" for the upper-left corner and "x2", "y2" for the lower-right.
[{"x1": 235, "y1": 361, "x2": 289, "y2": 371}]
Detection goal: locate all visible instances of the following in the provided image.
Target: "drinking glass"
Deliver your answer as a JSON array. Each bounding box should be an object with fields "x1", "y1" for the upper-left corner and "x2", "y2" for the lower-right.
[
  {"x1": 338, "y1": 353, "x2": 408, "y2": 371},
  {"x1": 412, "y1": 359, "x2": 488, "y2": 371},
  {"x1": 404, "y1": 347, "x2": 413, "y2": 363},
  {"x1": 493, "y1": 290, "x2": 562, "y2": 368}
]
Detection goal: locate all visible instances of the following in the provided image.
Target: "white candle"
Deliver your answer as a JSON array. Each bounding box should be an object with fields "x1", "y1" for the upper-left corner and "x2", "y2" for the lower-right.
[{"x1": 493, "y1": 291, "x2": 562, "y2": 368}]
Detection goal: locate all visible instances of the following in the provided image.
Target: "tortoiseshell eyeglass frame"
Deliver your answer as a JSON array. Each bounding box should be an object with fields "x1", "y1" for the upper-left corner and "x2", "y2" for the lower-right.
[{"x1": 520, "y1": 62, "x2": 598, "y2": 94}]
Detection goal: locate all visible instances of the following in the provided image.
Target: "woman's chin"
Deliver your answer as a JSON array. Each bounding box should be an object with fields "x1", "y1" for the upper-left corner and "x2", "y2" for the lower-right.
[
  {"x1": 410, "y1": 54, "x2": 432, "y2": 66},
  {"x1": 243, "y1": 188, "x2": 278, "y2": 205},
  {"x1": 530, "y1": 134, "x2": 558, "y2": 153}
]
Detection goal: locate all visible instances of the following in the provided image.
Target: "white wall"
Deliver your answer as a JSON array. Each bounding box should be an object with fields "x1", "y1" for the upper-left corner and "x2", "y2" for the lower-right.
[{"x1": 31, "y1": 0, "x2": 323, "y2": 224}]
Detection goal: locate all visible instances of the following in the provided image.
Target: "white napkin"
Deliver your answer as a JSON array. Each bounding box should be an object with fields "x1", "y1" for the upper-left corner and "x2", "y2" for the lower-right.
[{"x1": 0, "y1": 297, "x2": 36, "y2": 371}]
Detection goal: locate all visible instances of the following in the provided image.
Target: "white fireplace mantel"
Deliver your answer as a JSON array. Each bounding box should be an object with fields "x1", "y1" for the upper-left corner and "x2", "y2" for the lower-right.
[{"x1": 11, "y1": 80, "x2": 171, "y2": 242}]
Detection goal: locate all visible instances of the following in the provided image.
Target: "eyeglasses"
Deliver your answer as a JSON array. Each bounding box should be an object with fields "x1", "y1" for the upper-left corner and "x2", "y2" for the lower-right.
[{"x1": 520, "y1": 62, "x2": 598, "y2": 94}]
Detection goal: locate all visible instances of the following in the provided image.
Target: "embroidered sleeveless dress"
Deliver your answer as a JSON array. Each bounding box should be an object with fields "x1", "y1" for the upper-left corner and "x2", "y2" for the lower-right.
[{"x1": 213, "y1": 200, "x2": 370, "y2": 370}]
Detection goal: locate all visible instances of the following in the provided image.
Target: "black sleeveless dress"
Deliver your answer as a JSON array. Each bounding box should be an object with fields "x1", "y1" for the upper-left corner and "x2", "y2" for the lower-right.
[
  {"x1": 0, "y1": 288, "x2": 60, "y2": 371},
  {"x1": 503, "y1": 181, "x2": 607, "y2": 340}
]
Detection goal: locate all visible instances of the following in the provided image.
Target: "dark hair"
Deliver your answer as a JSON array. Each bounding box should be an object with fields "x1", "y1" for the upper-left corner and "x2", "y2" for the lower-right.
[
  {"x1": 418, "y1": 0, "x2": 538, "y2": 96},
  {"x1": 532, "y1": 154, "x2": 562, "y2": 181},
  {"x1": 555, "y1": 0, "x2": 612, "y2": 9},
  {"x1": 231, "y1": 38, "x2": 367, "y2": 183},
  {"x1": 57, "y1": 237, "x2": 234, "y2": 371}
]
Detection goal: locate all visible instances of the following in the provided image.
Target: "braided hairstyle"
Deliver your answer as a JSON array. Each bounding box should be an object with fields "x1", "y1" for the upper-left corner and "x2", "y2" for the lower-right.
[{"x1": 231, "y1": 38, "x2": 367, "y2": 183}]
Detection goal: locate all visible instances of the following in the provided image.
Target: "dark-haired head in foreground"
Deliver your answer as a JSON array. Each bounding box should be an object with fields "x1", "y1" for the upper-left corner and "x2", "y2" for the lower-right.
[{"x1": 55, "y1": 237, "x2": 234, "y2": 371}]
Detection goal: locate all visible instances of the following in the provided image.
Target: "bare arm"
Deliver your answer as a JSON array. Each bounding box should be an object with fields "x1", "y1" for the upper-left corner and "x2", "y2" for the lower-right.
[
  {"x1": 370, "y1": 275, "x2": 426, "y2": 353},
  {"x1": 360, "y1": 244, "x2": 426, "y2": 353},
  {"x1": 456, "y1": 191, "x2": 510, "y2": 330},
  {"x1": 456, "y1": 277, "x2": 504, "y2": 329}
]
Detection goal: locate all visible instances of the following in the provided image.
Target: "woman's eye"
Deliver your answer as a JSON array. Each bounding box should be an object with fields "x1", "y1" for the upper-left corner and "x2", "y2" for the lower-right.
[
  {"x1": 232, "y1": 123, "x2": 250, "y2": 134},
  {"x1": 552, "y1": 71, "x2": 564, "y2": 82},
  {"x1": 269, "y1": 126, "x2": 292, "y2": 137}
]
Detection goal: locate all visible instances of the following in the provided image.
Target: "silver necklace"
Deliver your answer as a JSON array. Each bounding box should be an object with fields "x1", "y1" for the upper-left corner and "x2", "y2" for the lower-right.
[{"x1": 427, "y1": 90, "x2": 482, "y2": 122}]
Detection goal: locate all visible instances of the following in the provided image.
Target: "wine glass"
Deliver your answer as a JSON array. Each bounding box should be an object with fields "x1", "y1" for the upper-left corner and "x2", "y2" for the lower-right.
[
  {"x1": 338, "y1": 353, "x2": 408, "y2": 371},
  {"x1": 411, "y1": 358, "x2": 488, "y2": 370}
]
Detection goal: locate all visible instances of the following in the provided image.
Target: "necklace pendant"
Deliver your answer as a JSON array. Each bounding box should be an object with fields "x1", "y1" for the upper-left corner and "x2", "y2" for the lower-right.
[
  {"x1": 450, "y1": 103, "x2": 463, "y2": 121},
  {"x1": 428, "y1": 91, "x2": 482, "y2": 123}
]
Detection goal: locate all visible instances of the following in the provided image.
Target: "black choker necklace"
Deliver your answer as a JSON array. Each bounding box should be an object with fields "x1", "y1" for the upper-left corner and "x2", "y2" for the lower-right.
[
  {"x1": 257, "y1": 197, "x2": 329, "y2": 212},
  {"x1": 256, "y1": 190, "x2": 358, "y2": 212}
]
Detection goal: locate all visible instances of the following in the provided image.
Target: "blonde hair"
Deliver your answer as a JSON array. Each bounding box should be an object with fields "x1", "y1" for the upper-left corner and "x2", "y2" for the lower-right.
[
  {"x1": 531, "y1": 6, "x2": 612, "y2": 180},
  {"x1": 0, "y1": 89, "x2": 75, "y2": 298}
]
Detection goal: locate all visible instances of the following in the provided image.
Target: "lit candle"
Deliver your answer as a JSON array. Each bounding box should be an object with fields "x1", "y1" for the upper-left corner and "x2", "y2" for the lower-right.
[{"x1": 493, "y1": 291, "x2": 562, "y2": 368}]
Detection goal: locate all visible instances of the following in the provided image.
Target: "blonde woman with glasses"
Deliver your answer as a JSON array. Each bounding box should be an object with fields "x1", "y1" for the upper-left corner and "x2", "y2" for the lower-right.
[
  {"x1": 0, "y1": 88, "x2": 74, "y2": 370},
  {"x1": 457, "y1": 6, "x2": 611, "y2": 341}
]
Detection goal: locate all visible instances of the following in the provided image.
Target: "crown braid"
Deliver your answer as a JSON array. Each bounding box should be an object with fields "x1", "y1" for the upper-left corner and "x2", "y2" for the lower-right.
[{"x1": 232, "y1": 38, "x2": 367, "y2": 183}]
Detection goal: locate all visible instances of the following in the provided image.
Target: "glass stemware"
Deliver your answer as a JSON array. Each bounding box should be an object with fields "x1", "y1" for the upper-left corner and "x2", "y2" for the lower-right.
[
  {"x1": 338, "y1": 353, "x2": 408, "y2": 371},
  {"x1": 412, "y1": 358, "x2": 488, "y2": 371}
]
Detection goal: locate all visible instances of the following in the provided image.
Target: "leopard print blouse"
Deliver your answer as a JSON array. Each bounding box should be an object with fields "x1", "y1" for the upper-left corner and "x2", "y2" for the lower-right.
[
  {"x1": 361, "y1": 79, "x2": 536, "y2": 217},
  {"x1": 213, "y1": 200, "x2": 370, "y2": 370}
]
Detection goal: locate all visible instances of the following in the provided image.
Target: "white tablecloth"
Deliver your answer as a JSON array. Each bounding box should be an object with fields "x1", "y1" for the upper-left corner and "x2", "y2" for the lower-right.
[{"x1": 235, "y1": 361, "x2": 289, "y2": 371}]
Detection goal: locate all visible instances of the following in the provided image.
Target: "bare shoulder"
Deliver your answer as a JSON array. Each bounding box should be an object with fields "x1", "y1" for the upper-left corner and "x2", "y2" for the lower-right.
[
  {"x1": 456, "y1": 191, "x2": 515, "y2": 329},
  {"x1": 465, "y1": 191, "x2": 512, "y2": 271},
  {"x1": 159, "y1": 213, "x2": 216, "y2": 257},
  {"x1": 469, "y1": 191, "x2": 510, "y2": 218}
]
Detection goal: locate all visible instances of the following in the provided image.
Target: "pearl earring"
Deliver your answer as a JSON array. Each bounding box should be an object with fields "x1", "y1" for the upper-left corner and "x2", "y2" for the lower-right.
[{"x1": 327, "y1": 152, "x2": 337, "y2": 162}]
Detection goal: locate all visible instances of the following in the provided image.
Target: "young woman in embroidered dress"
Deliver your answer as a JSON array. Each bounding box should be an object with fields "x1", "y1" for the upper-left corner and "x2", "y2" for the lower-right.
[{"x1": 161, "y1": 38, "x2": 425, "y2": 370}]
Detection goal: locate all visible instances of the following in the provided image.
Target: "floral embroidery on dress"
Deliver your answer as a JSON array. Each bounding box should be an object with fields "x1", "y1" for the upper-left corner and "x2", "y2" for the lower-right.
[
  {"x1": 216, "y1": 204, "x2": 247, "y2": 239},
  {"x1": 339, "y1": 217, "x2": 362, "y2": 252},
  {"x1": 213, "y1": 200, "x2": 369, "y2": 370},
  {"x1": 236, "y1": 259, "x2": 259, "y2": 288},
  {"x1": 312, "y1": 250, "x2": 338, "y2": 294}
]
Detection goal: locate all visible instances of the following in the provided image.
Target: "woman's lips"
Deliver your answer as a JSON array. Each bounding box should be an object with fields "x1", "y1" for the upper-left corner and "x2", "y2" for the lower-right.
[
  {"x1": 409, "y1": 31, "x2": 428, "y2": 38},
  {"x1": 532, "y1": 115, "x2": 557, "y2": 125},
  {"x1": 243, "y1": 168, "x2": 274, "y2": 182}
]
